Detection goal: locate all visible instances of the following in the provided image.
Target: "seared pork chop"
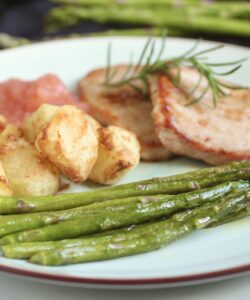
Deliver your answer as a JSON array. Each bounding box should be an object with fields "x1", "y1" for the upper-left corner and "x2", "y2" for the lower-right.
[
  {"x1": 149, "y1": 67, "x2": 250, "y2": 165},
  {"x1": 78, "y1": 65, "x2": 172, "y2": 161}
]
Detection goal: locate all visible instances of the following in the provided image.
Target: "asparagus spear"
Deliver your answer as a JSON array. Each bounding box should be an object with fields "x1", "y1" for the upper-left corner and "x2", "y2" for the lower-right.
[
  {"x1": 0, "y1": 34, "x2": 30, "y2": 49},
  {"x1": 1, "y1": 225, "x2": 139, "y2": 259},
  {"x1": 28, "y1": 189, "x2": 250, "y2": 265},
  {"x1": 51, "y1": 0, "x2": 201, "y2": 5},
  {"x1": 51, "y1": 0, "x2": 249, "y2": 10},
  {"x1": 46, "y1": 5, "x2": 250, "y2": 36},
  {"x1": 2, "y1": 181, "x2": 249, "y2": 245},
  {"x1": 1, "y1": 161, "x2": 250, "y2": 215},
  {"x1": 210, "y1": 205, "x2": 250, "y2": 227},
  {"x1": 1, "y1": 181, "x2": 246, "y2": 238},
  {"x1": 3, "y1": 201, "x2": 250, "y2": 260},
  {"x1": 89, "y1": 28, "x2": 183, "y2": 37}
]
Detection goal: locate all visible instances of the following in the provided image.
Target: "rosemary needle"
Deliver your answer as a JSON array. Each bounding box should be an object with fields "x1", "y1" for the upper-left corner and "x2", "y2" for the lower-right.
[{"x1": 103, "y1": 33, "x2": 248, "y2": 107}]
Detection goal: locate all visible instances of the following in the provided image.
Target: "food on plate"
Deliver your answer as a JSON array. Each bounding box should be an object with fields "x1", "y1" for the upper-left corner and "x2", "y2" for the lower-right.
[
  {"x1": 0, "y1": 116, "x2": 60, "y2": 197},
  {"x1": 2, "y1": 177, "x2": 250, "y2": 264},
  {"x1": 0, "y1": 38, "x2": 250, "y2": 267},
  {"x1": 3, "y1": 194, "x2": 250, "y2": 260},
  {"x1": 0, "y1": 160, "x2": 12, "y2": 196},
  {"x1": 1, "y1": 161, "x2": 250, "y2": 265},
  {"x1": 35, "y1": 105, "x2": 99, "y2": 183},
  {"x1": 0, "y1": 117, "x2": 60, "y2": 196},
  {"x1": 1, "y1": 161, "x2": 249, "y2": 215},
  {"x1": 100, "y1": 38, "x2": 250, "y2": 166},
  {"x1": 23, "y1": 101, "x2": 141, "y2": 186},
  {"x1": 23, "y1": 104, "x2": 59, "y2": 143},
  {"x1": 1, "y1": 181, "x2": 247, "y2": 244},
  {"x1": 79, "y1": 65, "x2": 172, "y2": 161},
  {"x1": 89, "y1": 125, "x2": 140, "y2": 184},
  {"x1": 0, "y1": 74, "x2": 88, "y2": 126},
  {"x1": 4, "y1": 198, "x2": 250, "y2": 261},
  {"x1": 85, "y1": 114, "x2": 101, "y2": 131},
  {"x1": 0, "y1": 93, "x2": 140, "y2": 193},
  {"x1": 2, "y1": 180, "x2": 245, "y2": 238},
  {"x1": 28, "y1": 189, "x2": 250, "y2": 266},
  {"x1": 0, "y1": 116, "x2": 22, "y2": 154},
  {"x1": 1, "y1": 140, "x2": 60, "y2": 196},
  {"x1": 4, "y1": 199, "x2": 249, "y2": 260},
  {"x1": 149, "y1": 67, "x2": 250, "y2": 165}
]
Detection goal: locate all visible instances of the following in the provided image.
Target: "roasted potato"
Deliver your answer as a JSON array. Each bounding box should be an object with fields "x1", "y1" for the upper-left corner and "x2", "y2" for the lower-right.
[
  {"x1": 0, "y1": 115, "x2": 22, "y2": 154},
  {"x1": 23, "y1": 104, "x2": 59, "y2": 143},
  {"x1": 89, "y1": 125, "x2": 140, "y2": 185},
  {"x1": 85, "y1": 114, "x2": 101, "y2": 132},
  {"x1": 1, "y1": 140, "x2": 60, "y2": 196},
  {"x1": 0, "y1": 160, "x2": 12, "y2": 195},
  {"x1": 36, "y1": 105, "x2": 99, "y2": 183}
]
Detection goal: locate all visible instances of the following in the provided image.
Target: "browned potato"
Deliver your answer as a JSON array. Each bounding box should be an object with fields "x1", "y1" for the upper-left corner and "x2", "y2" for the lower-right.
[
  {"x1": 85, "y1": 114, "x2": 101, "y2": 132},
  {"x1": 35, "y1": 105, "x2": 98, "y2": 183},
  {"x1": 0, "y1": 160, "x2": 12, "y2": 195},
  {"x1": 0, "y1": 115, "x2": 22, "y2": 154},
  {"x1": 89, "y1": 125, "x2": 140, "y2": 185},
  {"x1": 23, "y1": 104, "x2": 59, "y2": 143},
  {"x1": 1, "y1": 140, "x2": 60, "y2": 196}
]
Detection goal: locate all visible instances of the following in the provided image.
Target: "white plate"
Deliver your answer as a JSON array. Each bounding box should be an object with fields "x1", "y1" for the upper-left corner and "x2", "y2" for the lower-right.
[{"x1": 0, "y1": 37, "x2": 249, "y2": 289}]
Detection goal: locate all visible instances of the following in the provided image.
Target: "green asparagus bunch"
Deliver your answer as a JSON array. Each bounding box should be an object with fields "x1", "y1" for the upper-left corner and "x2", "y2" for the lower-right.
[
  {"x1": 4, "y1": 199, "x2": 250, "y2": 260},
  {"x1": 1, "y1": 181, "x2": 247, "y2": 241},
  {"x1": 46, "y1": 1, "x2": 250, "y2": 37},
  {"x1": 1, "y1": 161, "x2": 250, "y2": 265},
  {"x1": 2, "y1": 188, "x2": 250, "y2": 265}
]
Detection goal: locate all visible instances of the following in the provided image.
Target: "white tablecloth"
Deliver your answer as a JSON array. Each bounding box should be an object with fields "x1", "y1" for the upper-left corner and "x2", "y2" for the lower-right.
[{"x1": 1, "y1": 272, "x2": 250, "y2": 300}]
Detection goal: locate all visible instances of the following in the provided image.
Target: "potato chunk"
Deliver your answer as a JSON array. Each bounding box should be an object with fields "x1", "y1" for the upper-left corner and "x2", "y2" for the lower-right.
[
  {"x1": 1, "y1": 141, "x2": 60, "y2": 196},
  {"x1": 85, "y1": 114, "x2": 101, "y2": 132},
  {"x1": 0, "y1": 160, "x2": 12, "y2": 195},
  {"x1": 0, "y1": 115, "x2": 22, "y2": 154},
  {"x1": 23, "y1": 104, "x2": 59, "y2": 143},
  {"x1": 89, "y1": 125, "x2": 140, "y2": 185},
  {"x1": 36, "y1": 105, "x2": 98, "y2": 182},
  {"x1": 0, "y1": 124, "x2": 22, "y2": 153}
]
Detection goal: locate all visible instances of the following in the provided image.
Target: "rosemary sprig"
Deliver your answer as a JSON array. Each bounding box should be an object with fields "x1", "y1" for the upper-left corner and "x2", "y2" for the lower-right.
[{"x1": 103, "y1": 33, "x2": 248, "y2": 106}]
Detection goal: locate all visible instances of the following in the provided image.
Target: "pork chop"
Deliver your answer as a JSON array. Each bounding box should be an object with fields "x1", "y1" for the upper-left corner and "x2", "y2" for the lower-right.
[
  {"x1": 149, "y1": 67, "x2": 250, "y2": 165},
  {"x1": 78, "y1": 65, "x2": 172, "y2": 161}
]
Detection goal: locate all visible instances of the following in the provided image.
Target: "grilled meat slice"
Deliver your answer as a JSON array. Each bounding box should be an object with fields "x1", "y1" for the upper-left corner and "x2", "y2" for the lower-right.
[
  {"x1": 78, "y1": 65, "x2": 172, "y2": 161},
  {"x1": 149, "y1": 67, "x2": 250, "y2": 165}
]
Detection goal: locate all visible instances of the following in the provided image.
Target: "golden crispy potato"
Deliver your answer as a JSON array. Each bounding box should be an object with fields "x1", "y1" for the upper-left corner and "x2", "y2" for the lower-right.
[
  {"x1": 0, "y1": 160, "x2": 13, "y2": 195},
  {"x1": 36, "y1": 105, "x2": 99, "y2": 183},
  {"x1": 23, "y1": 104, "x2": 59, "y2": 143},
  {"x1": 89, "y1": 125, "x2": 140, "y2": 185},
  {"x1": 85, "y1": 114, "x2": 101, "y2": 132},
  {"x1": 0, "y1": 121, "x2": 22, "y2": 155},
  {"x1": 1, "y1": 140, "x2": 60, "y2": 196}
]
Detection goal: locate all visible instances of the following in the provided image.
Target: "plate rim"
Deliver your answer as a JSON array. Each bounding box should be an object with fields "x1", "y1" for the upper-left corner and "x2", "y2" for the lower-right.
[
  {"x1": 0, "y1": 35, "x2": 250, "y2": 56},
  {"x1": 0, "y1": 263, "x2": 250, "y2": 287},
  {"x1": 0, "y1": 36, "x2": 249, "y2": 288}
]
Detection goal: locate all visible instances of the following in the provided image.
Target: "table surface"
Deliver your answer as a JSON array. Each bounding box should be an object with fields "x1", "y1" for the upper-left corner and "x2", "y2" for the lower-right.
[{"x1": 1, "y1": 272, "x2": 250, "y2": 300}]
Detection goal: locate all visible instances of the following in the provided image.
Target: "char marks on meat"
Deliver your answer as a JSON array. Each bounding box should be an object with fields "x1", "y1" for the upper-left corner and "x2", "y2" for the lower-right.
[
  {"x1": 78, "y1": 65, "x2": 172, "y2": 161},
  {"x1": 149, "y1": 67, "x2": 250, "y2": 165}
]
